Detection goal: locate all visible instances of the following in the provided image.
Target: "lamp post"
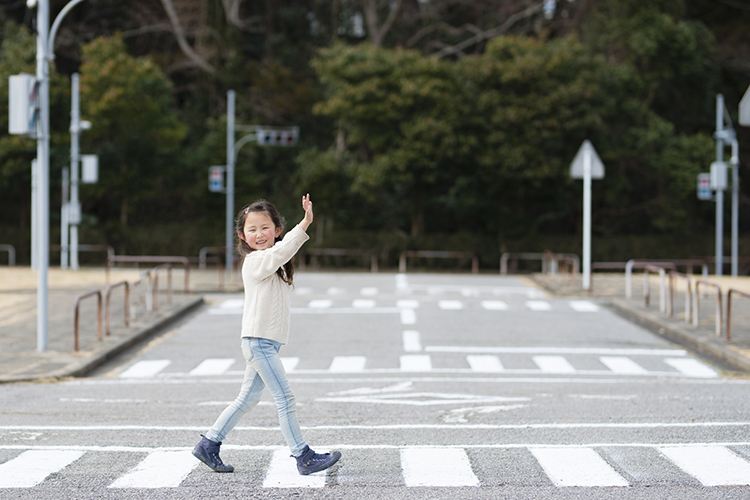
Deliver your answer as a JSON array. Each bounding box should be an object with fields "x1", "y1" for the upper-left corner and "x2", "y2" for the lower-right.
[{"x1": 31, "y1": 0, "x2": 88, "y2": 351}]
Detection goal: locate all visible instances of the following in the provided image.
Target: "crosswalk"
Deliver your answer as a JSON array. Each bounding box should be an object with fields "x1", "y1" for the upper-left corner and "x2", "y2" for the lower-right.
[
  {"x1": 3, "y1": 443, "x2": 750, "y2": 489},
  {"x1": 119, "y1": 351, "x2": 719, "y2": 379}
]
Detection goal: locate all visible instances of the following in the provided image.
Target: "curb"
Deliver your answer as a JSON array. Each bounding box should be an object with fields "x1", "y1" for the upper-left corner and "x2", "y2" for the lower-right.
[
  {"x1": 0, "y1": 296, "x2": 205, "y2": 384},
  {"x1": 608, "y1": 298, "x2": 750, "y2": 374}
]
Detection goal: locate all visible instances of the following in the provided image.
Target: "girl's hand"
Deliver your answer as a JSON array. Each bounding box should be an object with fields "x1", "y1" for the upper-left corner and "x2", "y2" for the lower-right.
[{"x1": 300, "y1": 194, "x2": 314, "y2": 231}]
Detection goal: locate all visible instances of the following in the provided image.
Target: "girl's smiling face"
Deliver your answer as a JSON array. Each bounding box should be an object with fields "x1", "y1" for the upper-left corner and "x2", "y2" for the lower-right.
[{"x1": 239, "y1": 211, "x2": 282, "y2": 251}]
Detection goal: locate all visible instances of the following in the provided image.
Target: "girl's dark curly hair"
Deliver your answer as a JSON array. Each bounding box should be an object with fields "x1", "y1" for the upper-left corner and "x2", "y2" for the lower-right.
[{"x1": 235, "y1": 199, "x2": 294, "y2": 285}]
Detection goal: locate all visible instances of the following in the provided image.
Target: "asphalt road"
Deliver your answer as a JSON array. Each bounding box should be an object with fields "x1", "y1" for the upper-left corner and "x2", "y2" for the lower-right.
[{"x1": 2, "y1": 272, "x2": 750, "y2": 499}]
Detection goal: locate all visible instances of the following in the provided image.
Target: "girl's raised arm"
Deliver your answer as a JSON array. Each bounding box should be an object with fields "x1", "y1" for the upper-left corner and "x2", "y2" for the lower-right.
[{"x1": 300, "y1": 194, "x2": 314, "y2": 232}]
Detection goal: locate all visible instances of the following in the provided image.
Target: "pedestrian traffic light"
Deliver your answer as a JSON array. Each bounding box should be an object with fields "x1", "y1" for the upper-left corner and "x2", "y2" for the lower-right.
[{"x1": 255, "y1": 127, "x2": 298, "y2": 146}]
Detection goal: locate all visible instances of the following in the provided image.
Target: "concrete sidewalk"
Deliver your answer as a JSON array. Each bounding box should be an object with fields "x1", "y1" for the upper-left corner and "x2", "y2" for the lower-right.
[
  {"x1": 532, "y1": 272, "x2": 750, "y2": 374},
  {"x1": 0, "y1": 267, "x2": 209, "y2": 383}
]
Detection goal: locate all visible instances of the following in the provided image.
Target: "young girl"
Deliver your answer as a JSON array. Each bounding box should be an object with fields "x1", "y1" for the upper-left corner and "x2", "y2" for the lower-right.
[{"x1": 193, "y1": 194, "x2": 341, "y2": 476}]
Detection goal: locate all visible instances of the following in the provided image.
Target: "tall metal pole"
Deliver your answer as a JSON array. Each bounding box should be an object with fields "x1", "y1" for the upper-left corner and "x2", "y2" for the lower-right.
[
  {"x1": 61, "y1": 167, "x2": 69, "y2": 268},
  {"x1": 582, "y1": 143, "x2": 592, "y2": 291},
  {"x1": 36, "y1": 0, "x2": 50, "y2": 351},
  {"x1": 715, "y1": 95, "x2": 724, "y2": 277},
  {"x1": 731, "y1": 138, "x2": 739, "y2": 278},
  {"x1": 70, "y1": 73, "x2": 81, "y2": 270},
  {"x1": 225, "y1": 90, "x2": 235, "y2": 282}
]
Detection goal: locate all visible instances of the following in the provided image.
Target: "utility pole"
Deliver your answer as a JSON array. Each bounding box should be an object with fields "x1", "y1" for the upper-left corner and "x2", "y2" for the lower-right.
[
  {"x1": 715, "y1": 95, "x2": 725, "y2": 276},
  {"x1": 225, "y1": 90, "x2": 235, "y2": 283}
]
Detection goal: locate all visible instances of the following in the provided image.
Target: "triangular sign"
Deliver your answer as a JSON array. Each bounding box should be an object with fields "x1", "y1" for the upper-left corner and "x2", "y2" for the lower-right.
[
  {"x1": 740, "y1": 85, "x2": 750, "y2": 127},
  {"x1": 570, "y1": 140, "x2": 605, "y2": 179}
]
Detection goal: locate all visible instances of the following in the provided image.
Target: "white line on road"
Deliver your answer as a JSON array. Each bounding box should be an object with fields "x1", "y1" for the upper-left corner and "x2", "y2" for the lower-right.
[
  {"x1": 659, "y1": 445, "x2": 750, "y2": 486},
  {"x1": 400, "y1": 309, "x2": 417, "y2": 325},
  {"x1": 400, "y1": 355, "x2": 432, "y2": 371},
  {"x1": 263, "y1": 448, "x2": 326, "y2": 488},
  {"x1": 108, "y1": 450, "x2": 197, "y2": 488},
  {"x1": 0, "y1": 450, "x2": 84, "y2": 488},
  {"x1": 438, "y1": 300, "x2": 464, "y2": 310},
  {"x1": 663, "y1": 358, "x2": 719, "y2": 378},
  {"x1": 189, "y1": 358, "x2": 235, "y2": 376},
  {"x1": 530, "y1": 447, "x2": 629, "y2": 487},
  {"x1": 533, "y1": 356, "x2": 577, "y2": 374},
  {"x1": 466, "y1": 355, "x2": 505, "y2": 372},
  {"x1": 281, "y1": 357, "x2": 299, "y2": 372},
  {"x1": 401, "y1": 447, "x2": 479, "y2": 487},
  {"x1": 480, "y1": 300, "x2": 508, "y2": 310},
  {"x1": 425, "y1": 346, "x2": 688, "y2": 356},
  {"x1": 526, "y1": 300, "x2": 552, "y2": 311},
  {"x1": 402, "y1": 331, "x2": 422, "y2": 352},
  {"x1": 599, "y1": 357, "x2": 649, "y2": 375},
  {"x1": 120, "y1": 360, "x2": 171, "y2": 378},
  {"x1": 329, "y1": 356, "x2": 367, "y2": 372},
  {"x1": 568, "y1": 300, "x2": 600, "y2": 312}
]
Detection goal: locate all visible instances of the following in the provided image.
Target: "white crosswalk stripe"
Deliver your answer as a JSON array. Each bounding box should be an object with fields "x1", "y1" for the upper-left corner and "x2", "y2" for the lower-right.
[
  {"x1": 329, "y1": 356, "x2": 367, "y2": 372},
  {"x1": 663, "y1": 358, "x2": 719, "y2": 378},
  {"x1": 108, "y1": 450, "x2": 197, "y2": 488},
  {"x1": 529, "y1": 447, "x2": 630, "y2": 487},
  {"x1": 400, "y1": 355, "x2": 432, "y2": 371},
  {"x1": 401, "y1": 447, "x2": 480, "y2": 487},
  {"x1": 533, "y1": 355, "x2": 576, "y2": 374},
  {"x1": 0, "y1": 450, "x2": 84, "y2": 488},
  {"x1": 5, "y1": 444, "x2": 750, "y2": 489},
  {"x1": 189, "y1": 358, "x2": 235, "y2": 376},
  {"x1": 120, "y1": 360, "x2": 171, "y2": 378},
  {"x1": 599, "y1": 356, "x2": 649, "y2": 375},
  {"x1": 466, "y1": 355, "x2": 505, "y2": 372}
]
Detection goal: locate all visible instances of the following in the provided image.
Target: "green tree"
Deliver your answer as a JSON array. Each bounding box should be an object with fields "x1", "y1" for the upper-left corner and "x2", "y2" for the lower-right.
[{"x1": 79, "y1": 34, "x2": 186, "y2": 227}]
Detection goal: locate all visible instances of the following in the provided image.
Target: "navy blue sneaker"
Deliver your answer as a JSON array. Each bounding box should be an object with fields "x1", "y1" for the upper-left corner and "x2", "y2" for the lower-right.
[
  {"x1": 294, "y1": 446, "x2": 342, "y2": 475},
  {"x1": 192, "y1": 435, "x2": 234, "y2": 472}
]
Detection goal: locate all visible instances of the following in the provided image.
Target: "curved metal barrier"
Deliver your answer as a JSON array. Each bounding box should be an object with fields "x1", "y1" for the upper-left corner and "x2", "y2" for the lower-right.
[
  {"x1": 105, "y1": 281, "x2": 130, "y2": 336},
  {"x1": 400, "y1": 250, "x2": 478, "y2": 274},
  {"x1": 693, "y1": 280, "x2": 723, "y2": 337},
  {"x1": 73, "y1": 289, "x2": 102, "y2": 351},
  {"x1": 727, "y1": 288, "x2": 750, "y2": 341}
]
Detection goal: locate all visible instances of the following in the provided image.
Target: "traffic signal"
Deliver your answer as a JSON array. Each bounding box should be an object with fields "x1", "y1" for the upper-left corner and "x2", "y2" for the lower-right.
[{"x1": 255, "y1": 127, "x2": 298, "y2": 146}]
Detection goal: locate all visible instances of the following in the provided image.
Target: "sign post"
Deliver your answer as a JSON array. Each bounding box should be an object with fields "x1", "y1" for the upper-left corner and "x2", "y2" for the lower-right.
[{"x1": 570, "y1": 140, "x2": 605, "y2": 291}]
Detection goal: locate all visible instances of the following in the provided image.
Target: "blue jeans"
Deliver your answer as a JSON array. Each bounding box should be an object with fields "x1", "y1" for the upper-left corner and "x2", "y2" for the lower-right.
[{"x1": 205, "y1": 337, "x2": 307, "y2": 456}]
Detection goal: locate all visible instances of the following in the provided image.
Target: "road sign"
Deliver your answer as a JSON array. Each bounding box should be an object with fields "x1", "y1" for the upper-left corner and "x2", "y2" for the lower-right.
[
  {"x1": 740, "y1": 85, "x2": 750, "y2": 127},
  {"x1": 81, "y1": 155, "x2": 98, "y2": 183},
  {"x1": 569, "y1": 140, "x2": 605, "y2": 179},
  {"x1": 697, "y1": 173, "x2": 711, "y2": 200},
  {"x1": 209, "y1": 165, "x2": 225, "y2": 193},
  {"x1": 8, "y1": 73, "x2": 37, "y2": 136}
]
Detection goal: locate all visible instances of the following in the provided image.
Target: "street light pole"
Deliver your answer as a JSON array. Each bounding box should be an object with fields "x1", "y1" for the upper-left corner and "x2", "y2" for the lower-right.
[
  {"x1": 225, "y1": 90, "x2": 235, "y2": 283},
  {"x1": 35, "y1": 0, "x2": 50, "y2": 351}
]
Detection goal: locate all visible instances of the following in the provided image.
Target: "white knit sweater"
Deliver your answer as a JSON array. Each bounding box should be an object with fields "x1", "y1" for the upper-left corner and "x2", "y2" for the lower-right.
[{"x1": 240, "y1": 224, "x2": 309, "y2": 344}]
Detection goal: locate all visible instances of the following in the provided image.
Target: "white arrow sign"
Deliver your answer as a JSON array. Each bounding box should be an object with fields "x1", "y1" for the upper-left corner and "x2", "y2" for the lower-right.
[
  {"x1": 569, "y1": 140, "x2": 605, "y2": 292},
  {"x1": 570, "y1": 140, "x2": 605, "y2": 179},
  {"x1": 740, "y1": 85, "x2": 750, "y2": 127}
]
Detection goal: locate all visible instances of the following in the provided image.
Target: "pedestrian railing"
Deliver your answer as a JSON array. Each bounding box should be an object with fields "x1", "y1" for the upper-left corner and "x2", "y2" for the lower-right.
[
  {"x1": 52, "y1": 244, "x2": 115, "y2": 264},
  {"x1": 152, "y1": 263, "x2": 173, "y2": 311},
  {"x1": 299, "y1": 248, "x2": 378, "y2": 273},
  {"x1": 106, "y1": 256, "x2": 190, "y2": 293},
  {"x1": 643, "y1": 264, "x2": 670, "y2": 313},
  {"x1": 727, "y1": 288, "x2": 750, "y2": 341},
  {"x1": 104, "y1": 281, "x2": 130, "y2": 336},
  {"x1": 0, "y1": 244, "x2": 15, "y2": 266},
  {"x1": 400, "y1": 250, "x2": 478, "y2": 274},
  {"x1": 668, "y1": 271, "x2": 693, "y2": 323},
  {"x1": 198, "y1": 246, "x2": 225, "y2": 269},
  {"x1": 73, "y1": 289, "x2": 102, "y2": 351},
  {"x1": 693, "y1": 280, "x2": 723, "y2": 337}
]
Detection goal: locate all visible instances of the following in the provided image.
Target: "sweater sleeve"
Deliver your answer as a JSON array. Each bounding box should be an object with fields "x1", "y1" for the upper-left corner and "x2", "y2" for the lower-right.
[{"x1": 242, "y1": 225, "x2": 309, "y2": 281}]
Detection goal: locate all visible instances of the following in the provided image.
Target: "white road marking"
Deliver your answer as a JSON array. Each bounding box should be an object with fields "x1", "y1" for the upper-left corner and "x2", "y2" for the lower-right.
[
  {"x1": 529, "y1": 447, "x2": 629, "y2": 487},
  {"x1": 329, "y1": 356, "x2": 367, "y2": 372},
  {"x1": 402, "y1": 331, "x2": 422, "y2": 352},
  {"x1": 438, "y1": 300, "x2": 463, "y2": 310},
  {"x1": 467, "y1": 355, "x2": 505, "y2": 372},
  {"x1": 108, "y1": 450, "x2": 197, "y2": 488},
  {"x1": 480, "y1": 300, "x2": 508, "y2": 310},
  {"x1": 360, "y1": 287, "x2": 378, "y2": 296},
  {"x1": 281, "y1": 357, "x2": 300, "y2": 372},
  {"x1": 533, "y1": 356, "x2": 576, "y2": 374},
  {"x1": 352, "y1": 299, "x2": 376, "y2": 308},
  {"x1": 189, "y1": 358, "x2": 235, "y2": 376},
  {"x1": 219, "y1": 299, "x2": 244, "y2": 309},
  {"x1": 569, "y1": 300, "x2": 600, "y2": 312},
  {"x1": 400, "y1": 309, "x2": 417, "y2": 325},
  {"x1": 425, "y1": 346, "x2": 687, "y2": 356},
  {"x1": 0, "y1": 450, "x2": 84, "y2": 488},
  {"x1": 120, "y1": 360, "x2": 171, "y2": 378},
  {"x1": 659, "y1": 445, "x2": 750, "y2": 486},
  {"x1": 396, "y1": 300, "x2": 420, "y2": 309},
  {"x1": 308, "y1": 299, "x2": 333, "y2": 309},
  {"x1": 401, "y1": 447, "x2": 480, "y2": 487},
  {"x1": 526, "y1": 301, "x2": 552, "y2": 311},
  {"x1": 599, "y1": 357, "x2": 648, "y2": 375},
  {"x1": 664, "y1": 358, "x2": 719, "y2": 378},
  {"x1": 400, "y1": 355, "x2": 432, "y2": 371},
  {"x1": 327, "y1": 287, "x2": 345, "y2": 295},
  {"x1": 317, "y1": 392, "x2": 528, "y2": 406},
  {"x1": 263, "y1": 448, "x2": 326, "y2": 488}
]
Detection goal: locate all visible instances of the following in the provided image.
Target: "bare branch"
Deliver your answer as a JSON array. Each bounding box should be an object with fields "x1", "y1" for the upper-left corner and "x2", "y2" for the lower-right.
[
  {"x1": 159, "y1": 0, "x2": 217, "y2": 74},
  {"x1": 430, "y1": 1, "x2": 545, "y2": 59},
  {"x1": 406, "y1": 22, "x2": 482, "y2": 48},
  {"x1": 363, "y1": 0, "x2": 403, "y2": 47},
  {"x1": 222, "y1": 0, "x2": 244, "y2": 28}
]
